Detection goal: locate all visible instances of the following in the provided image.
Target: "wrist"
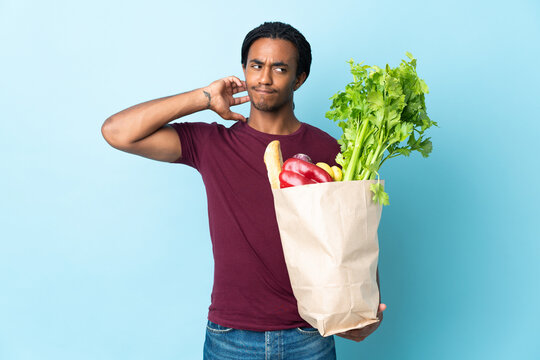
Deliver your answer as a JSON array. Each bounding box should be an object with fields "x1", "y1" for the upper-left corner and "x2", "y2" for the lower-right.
[{"x1": 200, "y1": 86, "x2": 212, "y2": 110}]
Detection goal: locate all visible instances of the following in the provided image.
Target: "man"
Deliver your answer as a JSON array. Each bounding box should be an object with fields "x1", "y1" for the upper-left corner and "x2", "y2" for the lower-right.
[{"x1": 101, "y1": 21, "x2": 386, "y2": 359}]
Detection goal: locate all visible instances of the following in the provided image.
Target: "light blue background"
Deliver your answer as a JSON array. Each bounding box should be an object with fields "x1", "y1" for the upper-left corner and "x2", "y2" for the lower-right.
[{"x1": 1, "y1": 0, "x2": 539, "y2": 359}]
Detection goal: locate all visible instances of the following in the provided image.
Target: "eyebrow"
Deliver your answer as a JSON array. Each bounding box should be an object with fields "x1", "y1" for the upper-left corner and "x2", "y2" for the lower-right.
[{"x1": 250, "y1": 59, "x2": 289, "y2": 67}]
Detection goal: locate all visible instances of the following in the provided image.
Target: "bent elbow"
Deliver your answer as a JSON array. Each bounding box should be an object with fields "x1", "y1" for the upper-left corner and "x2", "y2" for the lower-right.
[{"x1": 101, "y1": 117, "x2": 121, "y2": 147}]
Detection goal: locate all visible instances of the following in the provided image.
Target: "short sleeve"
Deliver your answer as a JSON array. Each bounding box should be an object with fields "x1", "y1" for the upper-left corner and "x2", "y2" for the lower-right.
[{"x1": 168, "y1": 122, "x2": 214, "y2": 170}]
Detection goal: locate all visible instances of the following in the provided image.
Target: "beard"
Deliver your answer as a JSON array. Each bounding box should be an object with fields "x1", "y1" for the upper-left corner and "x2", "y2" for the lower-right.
[
  {"x1": 252, "y1": 99, "x2": 281, "y2": 112},
  {"x1": 250, "y1": 90, "x2": 293, "y2": 112}
]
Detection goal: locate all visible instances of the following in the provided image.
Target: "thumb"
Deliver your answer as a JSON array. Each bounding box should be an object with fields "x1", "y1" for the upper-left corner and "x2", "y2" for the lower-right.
[
  {"x1": 225, "y1": 111, "x2": 246, "y2": 122},
  {"x1": 376, "y1": 303, "x2": 387, "y2": 322}
]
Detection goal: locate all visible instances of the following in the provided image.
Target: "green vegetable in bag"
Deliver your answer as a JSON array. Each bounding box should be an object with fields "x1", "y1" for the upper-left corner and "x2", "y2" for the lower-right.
[{"x1": 325, "y1": 52, "x2": 437, "y2": 205}]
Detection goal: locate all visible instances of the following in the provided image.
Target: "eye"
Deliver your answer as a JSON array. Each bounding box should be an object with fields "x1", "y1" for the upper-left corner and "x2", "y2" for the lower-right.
[
  {"x1": 251, "y1": 64, "x2": 261, "y2": 69},
  {"x1": 276, "y1": 68, "x2": 287, "y2": 72}
]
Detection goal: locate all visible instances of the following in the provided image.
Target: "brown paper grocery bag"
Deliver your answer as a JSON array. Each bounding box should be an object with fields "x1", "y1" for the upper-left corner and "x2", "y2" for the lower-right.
[{"x1": 271, "y1": 180, "x2": 383, "y2": 337}]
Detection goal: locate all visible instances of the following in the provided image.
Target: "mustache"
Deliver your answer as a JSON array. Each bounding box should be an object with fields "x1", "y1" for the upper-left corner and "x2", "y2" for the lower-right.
[{"x1": 253, "y1": 87, "x2": 276, "y2": 92}]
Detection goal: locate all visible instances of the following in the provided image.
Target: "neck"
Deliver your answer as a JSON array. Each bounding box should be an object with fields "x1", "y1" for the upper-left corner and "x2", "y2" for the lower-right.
[{"x1": 246, "y1": 104, "x2": 301, "y2": 135}]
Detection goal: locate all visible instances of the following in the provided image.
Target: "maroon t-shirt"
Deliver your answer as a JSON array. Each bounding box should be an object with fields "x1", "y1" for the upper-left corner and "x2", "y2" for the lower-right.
[{"x1": 169, "y1": 119, "x2": 340, "y2": 331}]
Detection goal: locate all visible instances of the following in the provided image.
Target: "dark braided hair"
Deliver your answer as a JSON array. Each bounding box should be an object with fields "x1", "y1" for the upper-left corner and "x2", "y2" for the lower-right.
[{"x1": 241, "y1": 22, "x2": 312, "y2": 82}]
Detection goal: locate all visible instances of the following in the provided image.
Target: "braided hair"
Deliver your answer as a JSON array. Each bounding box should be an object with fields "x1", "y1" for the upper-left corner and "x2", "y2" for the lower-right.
[{"x1": 241, "y1": 22, "x2": 312, "y2": 82}]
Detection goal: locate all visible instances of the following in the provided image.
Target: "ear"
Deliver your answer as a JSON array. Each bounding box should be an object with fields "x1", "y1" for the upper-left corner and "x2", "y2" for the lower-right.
[{"x1": 293, "y1": 72, "x2": 307, "y2": 91}]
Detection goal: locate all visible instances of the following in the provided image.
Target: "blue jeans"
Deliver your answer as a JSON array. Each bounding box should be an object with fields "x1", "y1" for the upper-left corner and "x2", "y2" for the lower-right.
[{"x1": 203, "y1": 320, "x2": 336, "y2": 360}]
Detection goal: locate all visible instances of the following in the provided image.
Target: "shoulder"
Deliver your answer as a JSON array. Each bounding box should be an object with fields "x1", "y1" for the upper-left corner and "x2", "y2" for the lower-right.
[
  {"x1": 169, "y1": 121, "x2": 222, "y2": 131},
  {"x1": 303, "y1": 123, "x2": 339, "y2": 145},
  {"x1": 300, "y1": 123, "x2": 341, "y2": 166},
  {"x1": 169, "y1": 121, "x2": 229, "y2": 138}
]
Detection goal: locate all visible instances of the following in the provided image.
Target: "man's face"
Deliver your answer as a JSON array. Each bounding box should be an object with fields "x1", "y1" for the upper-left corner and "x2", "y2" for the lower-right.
[{"x1": 242, "y1": 38, "x2": 306, "y2": 112}]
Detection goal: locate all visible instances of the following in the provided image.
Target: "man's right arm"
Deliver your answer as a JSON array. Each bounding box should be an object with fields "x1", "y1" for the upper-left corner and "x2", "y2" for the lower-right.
[
  {"x1": 101, "y1": 88, "x2": 210, "y2": 162},
  {"x1": 101, "y1": 76, "x2": 248, "y2": 162}
]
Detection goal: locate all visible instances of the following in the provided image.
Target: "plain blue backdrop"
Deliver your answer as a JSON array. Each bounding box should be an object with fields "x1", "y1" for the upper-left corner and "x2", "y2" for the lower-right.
[{"x1": 1, "y1": 0, "x2": 539, "y2": 359}]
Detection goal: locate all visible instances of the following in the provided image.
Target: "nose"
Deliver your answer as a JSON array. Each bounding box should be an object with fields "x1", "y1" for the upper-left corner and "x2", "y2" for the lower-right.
[{"x1": 259, "y1": 66, "x2": 272, "y2": 85}]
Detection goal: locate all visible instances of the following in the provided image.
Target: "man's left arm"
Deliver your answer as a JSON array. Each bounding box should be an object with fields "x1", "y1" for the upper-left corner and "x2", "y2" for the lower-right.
[{"x1": 335, "y1": 267, "x2": 386, "y2": 342}]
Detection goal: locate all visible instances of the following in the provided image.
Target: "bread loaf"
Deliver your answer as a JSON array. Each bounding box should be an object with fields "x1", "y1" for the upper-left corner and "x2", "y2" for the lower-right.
[{"x1": 263, "y1": 140, "x2": 283, "y2": 189}]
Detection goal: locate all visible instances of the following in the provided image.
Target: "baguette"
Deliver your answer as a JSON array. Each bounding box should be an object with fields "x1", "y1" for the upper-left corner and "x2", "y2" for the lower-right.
[{"x1": 263, "y1": 140, "x2": 283, "y2": 189}]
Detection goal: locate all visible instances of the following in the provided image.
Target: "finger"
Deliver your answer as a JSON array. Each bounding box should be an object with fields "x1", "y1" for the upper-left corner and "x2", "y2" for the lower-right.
[
  {"x1": 232, "y1": 84, "x2": 247, "y2": 94},
  {"x1": 231, "y1": 79, "x2": 247, "y2": 90},
  {"x1": 232, "y1": 95, "x2": 250, "y2": 105},
  {"x1": 230, "y1": 80, "x2": 248, "y2": 95},
  {"x1": 235, "y1": 77, "x2": 244, "y2": 88},
  {"x1": 229, "y1": 76, "x2": 243, "y2": 88},
  {"x1": 225, "y1": 79, "x2": 234, "y2": 94},
  {"x1": 379, "y1": 303, "x2": 387, "y2": 312}
]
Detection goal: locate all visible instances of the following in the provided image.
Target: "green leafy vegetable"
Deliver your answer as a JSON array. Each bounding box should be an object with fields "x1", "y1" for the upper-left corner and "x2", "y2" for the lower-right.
[
  {"x1": 326, "y1": 52, "x2": 437, "y2": 205},
  {"x1": 369, "y1": 181, "x2": 389, "y2": 206}
]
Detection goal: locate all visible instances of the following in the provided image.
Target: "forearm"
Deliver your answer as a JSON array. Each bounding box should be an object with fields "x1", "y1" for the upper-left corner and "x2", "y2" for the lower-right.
[
  {"x1": 377, "y1": 267, "x2": 383, "y2": 321},
  {"x1": 102, "y1": 87, "x2": 210, "y2": 145},
  {"x1": 377, "y1": 267, "x2": 380, "y2": 299}
]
